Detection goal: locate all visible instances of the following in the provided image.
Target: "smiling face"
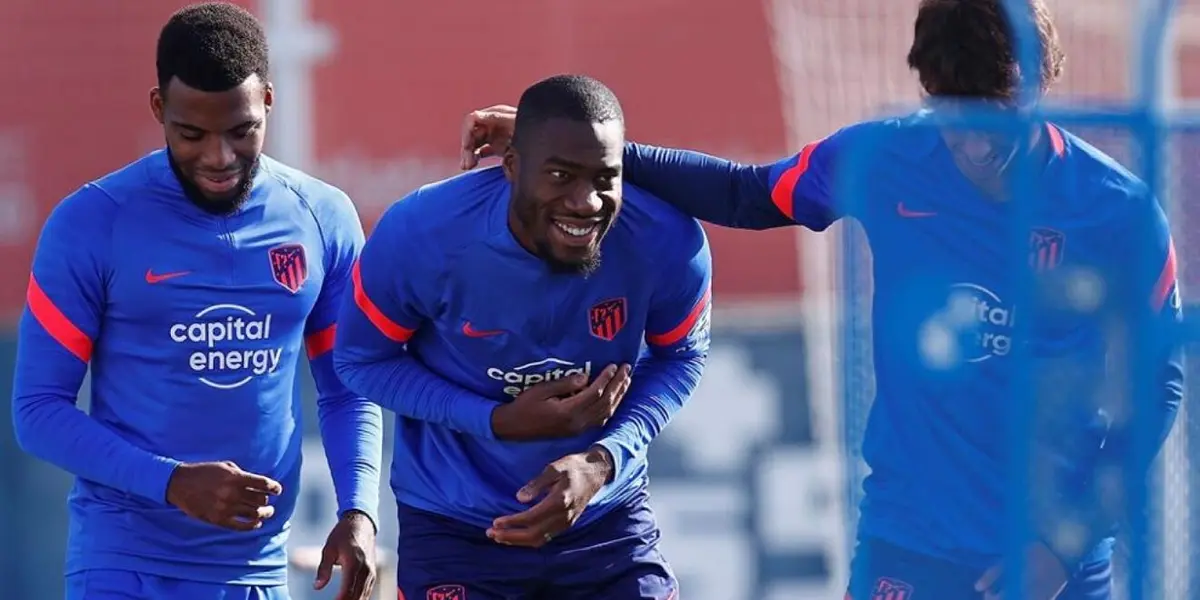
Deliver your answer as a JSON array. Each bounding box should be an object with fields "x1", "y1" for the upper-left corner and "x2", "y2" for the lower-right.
[
  {"x1": 503, "y1": 116, "x2": 625, "y2": 275},
  {"x1": 151, "y1": 74, "x2": 272, "y2": 213},
  {"x1": 931, "y1": 99, "x2": 1042, "y2": 196},
  {"x1": 939, "y1": 112, "x2": 1025, "y2": 193}
]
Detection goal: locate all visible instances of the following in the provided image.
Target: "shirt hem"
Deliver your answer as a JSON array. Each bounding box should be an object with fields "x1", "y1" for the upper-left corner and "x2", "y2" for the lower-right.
[{"x1": 66, "y1": 552, "x2": 288, "y2": 586}]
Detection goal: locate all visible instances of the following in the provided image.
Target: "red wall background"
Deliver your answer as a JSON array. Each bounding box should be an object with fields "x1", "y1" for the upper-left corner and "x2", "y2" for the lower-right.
[{"x1": 0, "y1": 0, "x2": 1190, "y2": 318}]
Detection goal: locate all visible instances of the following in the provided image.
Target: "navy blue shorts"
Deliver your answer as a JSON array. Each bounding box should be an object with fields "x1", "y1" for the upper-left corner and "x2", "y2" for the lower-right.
[
  {"x1": 847, "y1": 538, "x2": 1111, "y2": 600},
  {"x1": 395, "y1": 496, "x2": 678, "y2": 600},
  {"x1": 65, "y1": 569, "x2": 288, "y2": 600}
]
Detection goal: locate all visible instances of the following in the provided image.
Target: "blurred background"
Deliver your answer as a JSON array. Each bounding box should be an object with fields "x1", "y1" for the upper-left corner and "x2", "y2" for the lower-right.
[{"x1": 2, "y1": 0, "x2": 1200, "y2": 598}]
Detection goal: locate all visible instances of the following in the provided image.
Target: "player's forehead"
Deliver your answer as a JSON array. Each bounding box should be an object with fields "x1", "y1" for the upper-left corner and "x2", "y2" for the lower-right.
[
  {"x1": 163, "y1": 74, "x2": 267, "y2": 130},
  {"x1": 529, "y1": 118, "x2": 624, "y2": 170},
  {"x1": 926, "y1": 94, "x2": 1022, "y2": 114},
  {"x1": 926, "y1": 96, "x2": 1031, "y2": 134}
]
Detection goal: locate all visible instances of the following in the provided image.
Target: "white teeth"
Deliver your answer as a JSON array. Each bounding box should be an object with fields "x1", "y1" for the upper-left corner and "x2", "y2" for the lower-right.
[{"x1": 554, "y1": 222, "x2": 597, "y2": 237}]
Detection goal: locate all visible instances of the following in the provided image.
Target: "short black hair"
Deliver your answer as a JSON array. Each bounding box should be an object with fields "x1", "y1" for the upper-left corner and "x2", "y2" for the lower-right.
[
  {"x1": 907, "y1": 0, "x2": 1064, "y2": 101},
  {"x1": 512, "y1": 74, "x2": 624, "y2": 149},
  {"x1": 156, "y1": 2, "x2": 270, "y2": 94}
]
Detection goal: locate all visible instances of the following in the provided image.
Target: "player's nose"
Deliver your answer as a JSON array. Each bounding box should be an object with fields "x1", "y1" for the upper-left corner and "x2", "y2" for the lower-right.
[
  {"x1": 200, "y1": 137, "x2": 239, "y2": 171},
  {"x1": 563, "y1": 188, "x2": 605, "y2": 216}
]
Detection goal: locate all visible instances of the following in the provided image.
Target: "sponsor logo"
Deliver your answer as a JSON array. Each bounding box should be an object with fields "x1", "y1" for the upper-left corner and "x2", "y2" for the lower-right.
[
  {"x1": 169, "y1": 303, "x2": 283, "y2": 389},
  {"x1": 922, "y1": 283, "x2": 1014, "y2": 366},
  {"x1": 948, "y1": 283, "x2": 1014, "y2": 362},
  {"x1": 487, "y1": 357, "x2": 593, "y2": 397}
]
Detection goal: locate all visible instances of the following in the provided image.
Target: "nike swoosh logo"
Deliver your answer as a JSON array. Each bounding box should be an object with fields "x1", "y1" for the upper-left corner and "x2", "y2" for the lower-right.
[
  {"x1": 145, "y1": 269, "x2": 191, "y2": 284},
  {"x1": 462, "y1": 322, "x2": 504, "y2": 338},
  {"x1": 897, "y1": 202, "x2": 936, "y2": 218}
]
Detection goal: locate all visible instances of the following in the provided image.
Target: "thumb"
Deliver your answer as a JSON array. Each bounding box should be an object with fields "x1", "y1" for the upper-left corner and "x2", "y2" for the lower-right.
[
  {"x1": 461, "y1": 113, "x2": 491, "y2": 169},
  {"x1": 517, "y1": 467, "x2": 561, "y2": 503},
  {"x1": 313, "y1": 542, "x2": 339, "y2": 590},
  {"x1": 975, "y1": 564, "x2": 1002, "y2": 592}
]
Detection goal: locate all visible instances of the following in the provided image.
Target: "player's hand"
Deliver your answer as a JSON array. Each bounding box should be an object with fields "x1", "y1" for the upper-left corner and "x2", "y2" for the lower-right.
[
  {"x1": 314, "y1": 510, "x2": 378, "y2": 600},
  {"x1": 487, "y1": 446, "x2": 614, "y2": 547},
  {"x1": 974, "y1": 542, "x2": 1069, "y2": 600},
  {"x1": 491, "y1": 363, "x2": 633, "y2": 441},
  {"x1": 460, "y1": 104, "x2": 517, "y2": 170},
  {"x1": 165, "y1": 461, "x2": 283, "y2": 531}
]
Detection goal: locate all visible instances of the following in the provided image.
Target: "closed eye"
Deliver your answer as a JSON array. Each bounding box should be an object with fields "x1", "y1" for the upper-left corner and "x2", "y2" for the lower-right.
[{"x1": 232, "y1": 122, "x2": 262, "y2": 138}]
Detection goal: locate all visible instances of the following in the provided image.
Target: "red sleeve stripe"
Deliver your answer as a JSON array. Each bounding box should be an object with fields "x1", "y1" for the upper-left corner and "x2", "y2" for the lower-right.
[
  {"x1": 351, "y1": 260, "x2": 415, "y2": 343},
  {"x1": 1151, "y1": 237, "x2": 1178, "y2": 311},
  {"x1": 769, "y1": 140, "x2": 823, "y2": 221},
  {"x1": 305, "y1": 324, "x2": 337, "y2": 359},
  {"x1": 26, "y1": 274, "x2": 93, "y2": 363},
  {"x1": 1046, "y1": 123, "x2": 1066, "y2": 157},
  {"x1": 646, "y1": 287, "x2": 711, "y2": 347}
]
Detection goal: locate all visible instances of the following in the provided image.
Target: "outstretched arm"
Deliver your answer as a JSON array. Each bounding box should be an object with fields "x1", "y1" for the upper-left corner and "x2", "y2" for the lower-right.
[
  {"x1": 460, "y1": 104, "x2": 848, "y2": 231},
  {"x1": 622, "y1": 142, "x2": 842, "y2": 230}
]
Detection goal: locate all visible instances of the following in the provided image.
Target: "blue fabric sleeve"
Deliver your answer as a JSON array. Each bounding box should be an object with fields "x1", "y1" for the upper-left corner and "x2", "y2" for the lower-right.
[
  {"x1": 594, "y1": 218, "x2": 712, "y2": 483},
  {"x1": 622, "y1": 134, "x2": 845, "y2": 231},
  {"x1": 1105, "y1": 194, "x2": 1184, "y2": 467},
  {"x1": 11, "y1": 185, "x2": 180, "y2": 503},
  {"x1": 332, "y1": 193, "x2": 502, "y2": 439},
  {"x1": 304, "y1": 188, "x2": 384, "y2": 528},
  {"x1": 1041, "y1": 191, "x2": 1184, "y2": 568}
]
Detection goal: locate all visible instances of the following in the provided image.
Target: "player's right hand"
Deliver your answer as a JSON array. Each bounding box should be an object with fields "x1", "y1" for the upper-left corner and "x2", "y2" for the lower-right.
[
  {"x1": 491, "y1": 364, "x2": 633, "y2": 441},
  {"x1": 165, "y1": 461, "x2": 283, "y2": 531},
  {"x1": 460, "y1": 104, "x2": 517, "y2": 170}
]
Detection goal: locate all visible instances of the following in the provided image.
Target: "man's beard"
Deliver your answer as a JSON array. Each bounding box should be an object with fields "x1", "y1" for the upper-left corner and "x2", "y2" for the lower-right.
[
  {"x1": 537, "y1": 237, "x2": 602, "y2": 277},
  {"x1": 166, "y1": 150, "x2": 259, "y2": 215}
]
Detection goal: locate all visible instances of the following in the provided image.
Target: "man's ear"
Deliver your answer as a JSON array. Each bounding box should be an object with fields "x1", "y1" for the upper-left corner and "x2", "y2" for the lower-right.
[
  {"x1": 263, "y1": 81, "x2": 274, "y2": 114},
  {"x1": 150, "y1": 87, "x2": 165, "y2": 124},
  {"x1": 502, "y1": 147, "x2": 519, "y2": 182}
]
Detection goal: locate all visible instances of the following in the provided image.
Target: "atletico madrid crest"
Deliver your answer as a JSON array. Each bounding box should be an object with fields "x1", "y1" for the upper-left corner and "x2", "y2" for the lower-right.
[
  {"x1": 268, "y1": 243, "x2": 308, "y2": 293},
  {"x1": 426, "y1": 584, "x2": 466, "y2": 600},
  {"x1": 588, "y1": 298, "x2": 628, "y2": 341},
  {"x1": 1029, "y1": 227, "x2": 1065, "y2": 272},
  {"x1": 871, "y1": 577, "x2": 914, "y2": 600}
]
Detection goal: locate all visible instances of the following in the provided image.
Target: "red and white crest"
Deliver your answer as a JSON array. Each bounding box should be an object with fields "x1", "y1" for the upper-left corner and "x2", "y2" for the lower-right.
[
  {"x1": 268, "y1": 243, "x2": 308, "y2": 293},
  {"x1": 871, "y1": 577, "x2": 914, "y2": 600},
  {"x1": 426, "y1": 584, "x2": 466, "y2": 600},
  {"x1": 588, "y1": 298, "x2": 628, "y2": 341},
  {"x1": 1029, "y1": 227, "x2": 1065, "y2": 272}
]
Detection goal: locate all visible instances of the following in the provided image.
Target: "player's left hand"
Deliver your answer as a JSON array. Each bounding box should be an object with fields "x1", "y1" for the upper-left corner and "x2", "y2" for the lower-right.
[
  {"x1": 314, "y1": 510, "x2": 378, "y2": 600},
  {"x1": 486, "y1": 446, "x2": 614, "y2": 548},
  {"x1": 460, "y1": 104, "x2": 517, "y2": 170},
  {"x1": 974, "y1": 541, "x2": 1069, "y2": 600}
]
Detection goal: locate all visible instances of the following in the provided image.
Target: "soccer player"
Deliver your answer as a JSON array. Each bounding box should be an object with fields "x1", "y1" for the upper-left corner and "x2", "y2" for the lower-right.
[
  {"x1": 12, "y1": 4, "x2": 383, "y2": 599},
  {"x1": 333, "y1": 74, "x2": 711, "y2": 600},
  {"x1": 457, "y1": 2, "x2": 1183, "y2": 599}
]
